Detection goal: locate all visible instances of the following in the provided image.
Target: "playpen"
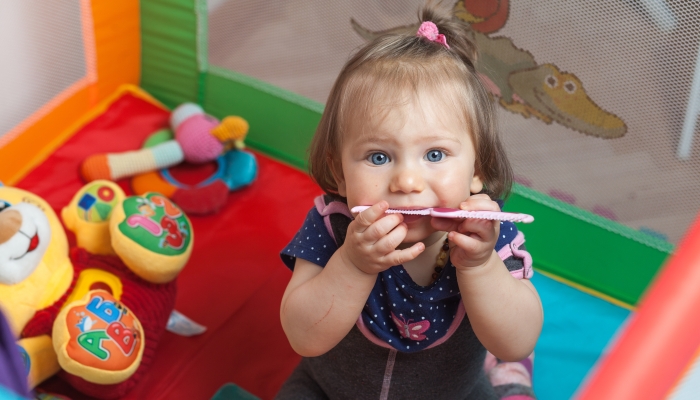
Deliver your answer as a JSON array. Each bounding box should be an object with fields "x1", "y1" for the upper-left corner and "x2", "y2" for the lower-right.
[{"x1": 1, "y1": 0, "x2": 700, "y2": 398}]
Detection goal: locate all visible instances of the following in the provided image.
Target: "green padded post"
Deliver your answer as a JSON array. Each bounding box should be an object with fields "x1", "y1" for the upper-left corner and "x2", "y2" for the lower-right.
[
  {"x1": 505, "y1": 185, "x2": 672, "y2": 306},
  {"x1": 141, "y1": 0, "x2": 201, "y2": 107},
  {"x1": 204, "y1": 67, "x2": 323, "y2": 171}
]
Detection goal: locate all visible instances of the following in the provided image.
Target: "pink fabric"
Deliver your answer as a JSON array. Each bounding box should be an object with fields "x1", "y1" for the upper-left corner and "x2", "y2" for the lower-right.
[
  {"x1": 496, "y1": 232, "x2": 533, "y2": 280},
  {"x1": 416, "y1": 21, "x2": 450, "y2": 49},
  {"x1": 175, "y1": 115, "x2": 224, "y2": 163},
  {"x1": 379, "y1": 349, "x2": 397, "y2": 400},
  {"x1": 488, "y1": 361, "x2": 532, "y2": 386},
  {"x1": 484, "y1": 351, "x2": 499, "y2": 373},
  {"x1": 314, "y1": 196, "x2": 335, "y2": 242},
  {"x1": 314, "y1": 195, "x2": 354, "y2": 243},
  {"x1": 314, "y1": 195, "x2": 353, "y2": 220}
]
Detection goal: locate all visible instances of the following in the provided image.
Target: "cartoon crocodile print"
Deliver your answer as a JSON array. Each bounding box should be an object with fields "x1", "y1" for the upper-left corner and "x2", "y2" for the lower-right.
[{"x1": 350, "y1": 0, "x2": 627, "y2": 139}]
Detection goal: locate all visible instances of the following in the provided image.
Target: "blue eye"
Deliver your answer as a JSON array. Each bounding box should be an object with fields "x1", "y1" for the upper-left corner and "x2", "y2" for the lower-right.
[
  {"x1": 369, "y1": 152, "x2": 389, "y2": 165},
  {"x1": 425, "y1": 150, "x2": 445, "y2": 162}
]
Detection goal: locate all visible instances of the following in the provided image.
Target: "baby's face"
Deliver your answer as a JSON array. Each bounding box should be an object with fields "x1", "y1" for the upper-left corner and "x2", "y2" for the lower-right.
[{"x1": 336, "y1": 91, "x2": 482, "y2": 244}]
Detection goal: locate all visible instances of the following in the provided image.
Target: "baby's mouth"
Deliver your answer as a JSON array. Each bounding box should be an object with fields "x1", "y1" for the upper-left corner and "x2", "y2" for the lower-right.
[{"x1": 401, "y1": 214, "x2": 425, "y2": 223}]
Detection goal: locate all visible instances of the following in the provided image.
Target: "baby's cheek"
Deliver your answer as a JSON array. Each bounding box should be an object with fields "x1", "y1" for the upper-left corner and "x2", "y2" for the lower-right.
[{"x1": 436, "y1": 196, "x2": 463, "y2": 209}]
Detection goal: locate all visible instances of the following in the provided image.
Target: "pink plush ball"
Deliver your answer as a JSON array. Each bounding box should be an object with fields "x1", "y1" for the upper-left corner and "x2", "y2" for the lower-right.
[{"x1": 175, "y1": 114, "x2": 224, "y2": 164}]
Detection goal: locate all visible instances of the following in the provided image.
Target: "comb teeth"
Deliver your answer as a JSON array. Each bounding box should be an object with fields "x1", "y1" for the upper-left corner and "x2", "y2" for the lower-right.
[
  {"x1": 385, "y1": 208, "x2": 431, "y2": 215},
  {"x1": 349, "y1": 206, "x2": 431, "y2": 215},
  {"x1": 458, "y1": 211, "x2": 534, "y2": 223},
  {"x1": 454, "y1": 211, "x2": 534, "y2": 223}
]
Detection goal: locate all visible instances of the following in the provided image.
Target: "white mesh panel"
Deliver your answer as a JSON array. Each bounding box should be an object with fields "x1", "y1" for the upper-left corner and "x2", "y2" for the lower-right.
[
  {"x1": 208, "y1": 0, "x2": 427, "y2": 103},
  {"x1": 498, "y1": 1, "x2": 700, "y2": 244},
  {"x1": 0, "y1": 0, "x2": 86, "y2": 138},
  {"x1": 209, "y1": 0, "x2": 700, "y2": 244}
]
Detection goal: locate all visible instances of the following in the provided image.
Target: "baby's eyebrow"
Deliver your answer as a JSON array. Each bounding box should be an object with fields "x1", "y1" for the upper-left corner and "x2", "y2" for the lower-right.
[
  {"x1": 355, "y1": 134, "x2": 460, "y2": 146},
  {"x1": 354, "y1": 134, "x2": 396, "y2": 146}
]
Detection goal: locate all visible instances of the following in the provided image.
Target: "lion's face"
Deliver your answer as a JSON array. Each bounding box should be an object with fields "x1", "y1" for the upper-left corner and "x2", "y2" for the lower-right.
[{"x1": 0, "y1": 201, "x2": 51, "y2": 285}]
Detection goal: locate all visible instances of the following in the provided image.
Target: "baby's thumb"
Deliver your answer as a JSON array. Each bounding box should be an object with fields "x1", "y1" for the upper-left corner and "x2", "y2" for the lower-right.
[{"x1": 431, "y1": 217, "x2": 461, "y2": 232}]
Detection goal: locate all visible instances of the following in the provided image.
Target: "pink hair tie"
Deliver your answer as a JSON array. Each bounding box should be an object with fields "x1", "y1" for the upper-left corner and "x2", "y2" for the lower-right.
[{"x1": 416, "y1": 21, "x2": 450, "y2": 49}]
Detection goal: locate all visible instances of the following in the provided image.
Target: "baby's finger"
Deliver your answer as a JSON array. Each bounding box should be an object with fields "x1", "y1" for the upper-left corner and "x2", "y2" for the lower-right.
[
  {"x1": 352, "y1": 201, "x2": 389, "y2": 232},
  {"x1": 456, "y1": 218, "x2": 497, "y2": 241},
  {"x1": 364, "y1": 213, "x2": 404, "y2": 242},
  {"x1": 431, "y1": 217, "x2": 462, "y2": 233},
  {"x1": 460, "y1": 195, "x2": 500, "y2": 212},
  {"x1": 448, "y1": 230, "x2": 483, "y2": 254},
  {"x1": 374, "y1": 222, "x2": 408, "y2": 254},
  {"x1": 381, "y1": 242, "x2": 425, "y2": 266}
]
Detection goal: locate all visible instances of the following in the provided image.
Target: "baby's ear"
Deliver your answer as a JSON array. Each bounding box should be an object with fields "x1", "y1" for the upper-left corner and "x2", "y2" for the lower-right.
[{"x1": 470, "y1": 174, "x2": 484, "y2": 194}]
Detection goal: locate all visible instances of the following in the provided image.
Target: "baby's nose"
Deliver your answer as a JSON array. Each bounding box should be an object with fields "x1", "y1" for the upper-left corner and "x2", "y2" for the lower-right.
[
  {"x1": 390, "y1": 168, "x2": 425, "y2": 193},
  {"x1": 0, "y1": 209, "x2": 22, "y2": 244}
]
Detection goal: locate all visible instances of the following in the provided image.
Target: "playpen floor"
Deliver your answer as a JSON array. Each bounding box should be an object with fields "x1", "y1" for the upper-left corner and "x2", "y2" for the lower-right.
[{"x1": 16, "y1": 92, "x2": 630, "y2": 399}]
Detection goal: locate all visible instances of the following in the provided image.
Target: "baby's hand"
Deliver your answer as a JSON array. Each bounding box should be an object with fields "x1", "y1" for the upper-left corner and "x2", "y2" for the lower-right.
[
  {"x1": 341, "y1": 201, "x2": 425, "y2": 275},
  {"x1": 431, "y1": 194, "x2": 499, "y2": 269}
]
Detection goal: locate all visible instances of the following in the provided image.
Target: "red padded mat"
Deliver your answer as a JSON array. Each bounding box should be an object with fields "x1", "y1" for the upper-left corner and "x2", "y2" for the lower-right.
[{"x1": 18, "y1": 92, "x2": 320, "y2": 399}]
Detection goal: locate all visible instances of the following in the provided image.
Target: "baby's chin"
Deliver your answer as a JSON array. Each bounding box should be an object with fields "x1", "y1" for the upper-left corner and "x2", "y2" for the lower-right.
[{"x1": 399, "y1": 227, "x2": 443, "y2": 248}]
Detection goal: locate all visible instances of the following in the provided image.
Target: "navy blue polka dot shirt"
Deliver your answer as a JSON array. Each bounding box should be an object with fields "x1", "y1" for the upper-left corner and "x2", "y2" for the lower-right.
[{"x1": 281, "y1": 203, "x2": 523, "y2": 353}]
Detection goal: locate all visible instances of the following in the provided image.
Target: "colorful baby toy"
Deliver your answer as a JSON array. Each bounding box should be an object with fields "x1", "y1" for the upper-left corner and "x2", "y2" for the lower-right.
[
  {"x1": 81, "y1": 103, "x2": 258, "y2": 215},
  {"x1": 0, "y1": 180, "x2": 194, "y2": 398}
]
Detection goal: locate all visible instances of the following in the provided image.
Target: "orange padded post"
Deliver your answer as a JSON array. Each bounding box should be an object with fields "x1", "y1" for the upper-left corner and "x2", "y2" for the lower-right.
[{"x1": 0, "y1": 0, "x2": 140, "y2": 185}]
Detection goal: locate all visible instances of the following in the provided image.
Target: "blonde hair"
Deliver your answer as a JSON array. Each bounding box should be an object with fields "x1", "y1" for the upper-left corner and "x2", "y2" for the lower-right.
[{"x1": 309, "y1": 3, "x2": 513, "y2": 199}]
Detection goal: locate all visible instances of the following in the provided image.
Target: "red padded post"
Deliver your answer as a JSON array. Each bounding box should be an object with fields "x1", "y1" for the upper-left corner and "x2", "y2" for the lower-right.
[{"x1": 578, "y1": 213, "x2": 700, "y2": 399}]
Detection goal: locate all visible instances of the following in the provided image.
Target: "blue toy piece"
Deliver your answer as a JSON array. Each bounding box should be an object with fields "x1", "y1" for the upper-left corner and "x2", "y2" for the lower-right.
[
  {"x1": 131, "y1": 128, "x2": 258, "y2": 215},
  {"x1": 160, "y1": 150, "x2": 257, "y2": 192}
]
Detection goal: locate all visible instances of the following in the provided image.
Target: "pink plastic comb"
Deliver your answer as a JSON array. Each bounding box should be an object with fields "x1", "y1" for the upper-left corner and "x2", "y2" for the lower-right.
[{"x1": 350, "y1": 206, "x2": 534, "y2": 223}]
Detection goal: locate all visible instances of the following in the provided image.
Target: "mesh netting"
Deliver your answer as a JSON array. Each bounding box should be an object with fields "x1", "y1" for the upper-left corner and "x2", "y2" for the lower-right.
[
  {"x1": 0, "y1": 0, "x2": 86, "y2": 138},
  {"x1": 209, "y1": 0, "x2": 700, "y2": 243}
]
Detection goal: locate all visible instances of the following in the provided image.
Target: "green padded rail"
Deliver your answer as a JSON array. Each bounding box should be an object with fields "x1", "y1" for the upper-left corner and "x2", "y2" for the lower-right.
[
  {"x1": 204, "y1": 67, "x2": 323, "y2": 171},
  {"x1": 505, "y1": 185, "x2": 672, "y2": 306}
]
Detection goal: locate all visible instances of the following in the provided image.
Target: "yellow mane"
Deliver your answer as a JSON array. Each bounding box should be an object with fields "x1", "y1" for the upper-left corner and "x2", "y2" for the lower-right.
[{"x1": 0, "y1": 187, "x2": 73, "y2": 336}]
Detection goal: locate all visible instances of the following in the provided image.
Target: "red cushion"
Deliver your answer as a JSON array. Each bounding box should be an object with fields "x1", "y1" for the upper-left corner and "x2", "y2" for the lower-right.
[{"x1": 19, "y1": 92, "x2": 320, "y2": 399}]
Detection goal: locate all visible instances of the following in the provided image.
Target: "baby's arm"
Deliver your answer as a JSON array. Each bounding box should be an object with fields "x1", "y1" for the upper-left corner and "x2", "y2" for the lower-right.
[
  {"x1": 433, "y1": 195, "x2": 543, "y2": 361},
  {"x1": 280, "y1": 202, "x2": 425, "y2": 357}
]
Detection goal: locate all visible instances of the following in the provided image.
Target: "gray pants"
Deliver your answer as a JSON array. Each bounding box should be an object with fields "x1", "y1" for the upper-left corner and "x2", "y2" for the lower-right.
[{"x1": 276, "y1": 317, "x2": 498, "y2": 400}]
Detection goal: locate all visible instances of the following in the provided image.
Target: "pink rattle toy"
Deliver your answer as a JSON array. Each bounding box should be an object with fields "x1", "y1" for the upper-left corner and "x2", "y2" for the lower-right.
[
  {"x1": 350, "y1": 206, "x2": 534, "y2": 223},
  {"x1": 80, "y1": 103, "x2": 248, "y2": 182}
]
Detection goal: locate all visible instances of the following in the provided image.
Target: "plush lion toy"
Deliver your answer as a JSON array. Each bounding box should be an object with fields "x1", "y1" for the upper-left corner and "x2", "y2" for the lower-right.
[{"x1": 0, "y1": 181, "x2": 194, "y2": 398}]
